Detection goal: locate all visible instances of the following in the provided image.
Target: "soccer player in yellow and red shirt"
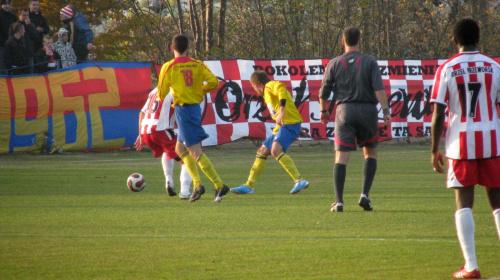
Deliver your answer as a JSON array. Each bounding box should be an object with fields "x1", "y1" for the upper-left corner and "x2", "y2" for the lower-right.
[
  {"x1": 231, "y1": 70, "x2": 309, "y2": 195},
  {"x1": 157, "y1": 34, "x2": 229, "y2": 202}
]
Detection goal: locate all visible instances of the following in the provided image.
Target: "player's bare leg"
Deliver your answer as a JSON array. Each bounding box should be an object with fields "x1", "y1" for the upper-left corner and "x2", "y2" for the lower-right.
[{"x1": 455, "y1": 187, "x2": 475, "y2": 210}]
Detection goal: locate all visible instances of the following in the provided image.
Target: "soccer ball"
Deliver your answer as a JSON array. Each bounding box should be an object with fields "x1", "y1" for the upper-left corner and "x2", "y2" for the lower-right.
[{"x1": 127, "y1": 173, "x2": 146, "y2": 192}]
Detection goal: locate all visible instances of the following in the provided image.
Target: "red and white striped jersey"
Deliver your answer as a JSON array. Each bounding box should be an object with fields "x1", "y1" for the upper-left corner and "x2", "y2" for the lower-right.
[
  {"x1": 140, "y1": 88, "x2": 176, "y2": 135},
  {"x1": 431, "y1": 51, "x2": 500, "y2": 160}
]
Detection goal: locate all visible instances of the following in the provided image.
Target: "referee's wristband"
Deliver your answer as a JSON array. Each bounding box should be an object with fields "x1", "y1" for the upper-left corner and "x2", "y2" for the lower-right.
[
  {"x1": 320, "y1": 110, "x2": 328, "y2": 113},
  {"x1": 382, "y1": 108, "x2": 390, "y2": 116}
]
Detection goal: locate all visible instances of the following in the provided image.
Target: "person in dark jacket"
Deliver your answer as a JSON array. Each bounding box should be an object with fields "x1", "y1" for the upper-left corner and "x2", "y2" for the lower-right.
[
  {"x1": 10, "y1": 8, "x2": 37, "y2": 73},
  {"x1": 35, "y1": 35, "x2": 61, "y2": 73},
  {"x1": 0, "y1": 0, "x2": 17, "y2": 74},
  {"x1": 29, "y1": 0, "x2": 49, "y2": 50},
  {"x1": 60, "y1": 5, "x2": 93, "y2": 63},
  {"x1": 4, "y1": 22, "x2": 28, "y2": 75}
]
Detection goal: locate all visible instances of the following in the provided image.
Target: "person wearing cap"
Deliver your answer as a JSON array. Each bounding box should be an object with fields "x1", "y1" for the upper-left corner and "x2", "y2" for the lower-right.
[
  {"x1": 0, "y1": 0, "x2": 17, "y2": 74},
  {"x1": 60, "y1": 4, "x2": 93, "y2": 64}
]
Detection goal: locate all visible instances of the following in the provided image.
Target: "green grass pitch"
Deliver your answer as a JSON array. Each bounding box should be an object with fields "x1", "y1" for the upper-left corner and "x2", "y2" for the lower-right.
[{"x1": 1, "y1": 141, "x2": 499, "y2": 279}]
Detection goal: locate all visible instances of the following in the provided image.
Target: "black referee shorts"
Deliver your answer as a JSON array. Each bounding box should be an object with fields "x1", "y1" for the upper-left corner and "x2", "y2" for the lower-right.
[{"x1": 334, "y1": 102, "x2": 379, "y2": 151}]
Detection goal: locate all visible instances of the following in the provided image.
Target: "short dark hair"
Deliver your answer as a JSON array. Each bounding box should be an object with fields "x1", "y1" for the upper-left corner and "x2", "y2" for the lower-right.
[
  {"x1": 18, "y1": 8, "x2": 30, "y2": 15},
  {"x1": 172, "y1": 34, "x2": 189, "y2": 54},
  {"x1": 11, "y1": 22, "x2": 24, "y2": 34},
  {"x1": 250, "y1": 70, "x2": 270, "y2": 85},
  {"x1": 343, "y1": 26, "x2": 361, "y2": 46},
  {"x1": 453, "y1": 18, "x2": 480, "y2": 46}
]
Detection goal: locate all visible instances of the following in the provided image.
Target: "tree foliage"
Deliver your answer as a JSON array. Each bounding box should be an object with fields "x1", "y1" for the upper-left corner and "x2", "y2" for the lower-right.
[{"x1": 14, "y1": 0, "x2": 500, "y2": 62}]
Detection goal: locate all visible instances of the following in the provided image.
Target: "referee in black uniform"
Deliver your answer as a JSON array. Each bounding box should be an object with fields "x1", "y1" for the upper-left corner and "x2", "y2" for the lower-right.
[{"x1": 319, "y1": 26, "x2": 391, "y2": 213}]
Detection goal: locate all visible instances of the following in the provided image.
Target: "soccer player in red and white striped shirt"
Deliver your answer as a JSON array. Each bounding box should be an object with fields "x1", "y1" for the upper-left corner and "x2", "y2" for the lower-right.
[
  {"x1": 135, "y1": 88, "x2": 192, "y2": 199},
  {"x1": 431, "y1": 18, "x2": 500, "y2": 279}
]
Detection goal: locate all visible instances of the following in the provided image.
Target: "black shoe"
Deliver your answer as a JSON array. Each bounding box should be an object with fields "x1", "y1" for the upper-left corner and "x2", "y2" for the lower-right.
[
  {"x1": 214, "y1": 185, "x2": 230, "y2": 202},
  {"x1": 166, "y1": 182, "x2": 177, "y2": 197},
  {"x1": 359, "y1": 195, "x2": 373, "y2": 211},
  {"x1": 330, "y1": 202, "x2": 344, "y2": 212},
  {"x1": 190, "y1": 185, "x2": 205, "y2": 202}
]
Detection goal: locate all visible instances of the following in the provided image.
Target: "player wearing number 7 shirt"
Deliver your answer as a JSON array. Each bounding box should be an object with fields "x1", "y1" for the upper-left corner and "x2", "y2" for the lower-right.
[
  {"x1": 430, "y1": 18, "x2": 500, "y2": 279},
  {"x1": 157, "y1": 34, "x2": 230, "y2": 203}
]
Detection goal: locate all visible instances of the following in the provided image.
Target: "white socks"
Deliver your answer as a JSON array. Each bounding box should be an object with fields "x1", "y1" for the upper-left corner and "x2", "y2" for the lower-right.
[
  {"x1": 161, "y1": 153, "x2": 192, "y2": 197},
  {"x1": 455, "y1": 208, "x2": 478, "y2": 271},
  {"x1": 494, "y1": 208, "x2": 500, "y2": 239},
  {"x1": 180, "y1": 164, "x2": 192, "y2": 196},
  {"x1": 161, "y1": 153, "x2": 174, "y2": 188}
]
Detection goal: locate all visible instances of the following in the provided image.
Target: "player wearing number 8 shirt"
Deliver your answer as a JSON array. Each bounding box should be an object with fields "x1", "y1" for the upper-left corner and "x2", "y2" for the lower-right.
[
  {"x1": 430, "y1": 18, "x2": 500, "y2": 279},
  {"x1": 157, "y1": 34, "x2": 230, "y2": 203}
]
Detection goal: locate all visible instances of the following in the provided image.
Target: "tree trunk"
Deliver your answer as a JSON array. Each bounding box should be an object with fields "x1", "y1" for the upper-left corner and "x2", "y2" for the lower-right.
[
  {"x1": 217, "y1": 0, "x2": 226, "y2": 52},
  {"x1": 176, "y1": 0, "x2": 184, "y2": 34},
  {"x1": 200, "y1": 0, "x2": 207, "y2": 50},
  {"x1": 206, "y1": 0, "x2": 213, "y2": 53},
  {"x1": 189, "y1": 0, "x2": 202, "y2": 55},
  {"x1": 256, "y1": 0, "x2": 268, "y2": 58}
]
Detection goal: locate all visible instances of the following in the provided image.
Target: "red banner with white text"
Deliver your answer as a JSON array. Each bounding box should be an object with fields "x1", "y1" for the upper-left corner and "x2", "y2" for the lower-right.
[{"x1": 157, "y1": 57, "x2": 500, "y2": 146}]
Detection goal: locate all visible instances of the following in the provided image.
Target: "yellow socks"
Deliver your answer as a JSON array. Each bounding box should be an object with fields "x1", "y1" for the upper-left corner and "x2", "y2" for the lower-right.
[
  {"x1": 245, "y1": 152, "x2": 268, "y2": 188},
  {"x1": 275, "y1": 152, "x2": 301, "y2": 181},
  {"x1": 179, "y1": 151, "x2": 201, "y2": 188},
  {"x1": 197, "y1": 153, "x2": 224, "y2": 189}
]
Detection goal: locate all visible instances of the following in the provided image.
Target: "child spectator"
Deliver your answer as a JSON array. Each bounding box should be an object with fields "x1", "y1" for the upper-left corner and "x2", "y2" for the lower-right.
[
  {"x1": 4, "y1": 22, "x2": 28, "y2": 75},
  {"x1": 34, "y1": 35, "x2": 60, "y2": 73},
  {"x1": 53, "y1": 28, "x2": 76, "y2": 68}
]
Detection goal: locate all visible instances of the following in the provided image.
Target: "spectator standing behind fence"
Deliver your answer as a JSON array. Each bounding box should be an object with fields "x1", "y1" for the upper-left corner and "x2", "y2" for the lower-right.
[
  {"x1": 4, "y1": 22, "x2": 27, "y2": 75},
  {"x1": 35, "y1": 35, "x2": 61, "y2": 73},
  {"x1": 9, "y1": 8, "x2": 37, "y2": 74},
  {"x1": 60, "y1": 4, "x2": 93, "y2": 64},
  {"x1": 53, "y1": 27, "x2": 76, "y2": 68},
  {"x1": 29, "y1": 0, "x2": 48, "y2": 50},
  {"x1": 0, "y1": 0, "x2": 17, "y2": 74}
]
